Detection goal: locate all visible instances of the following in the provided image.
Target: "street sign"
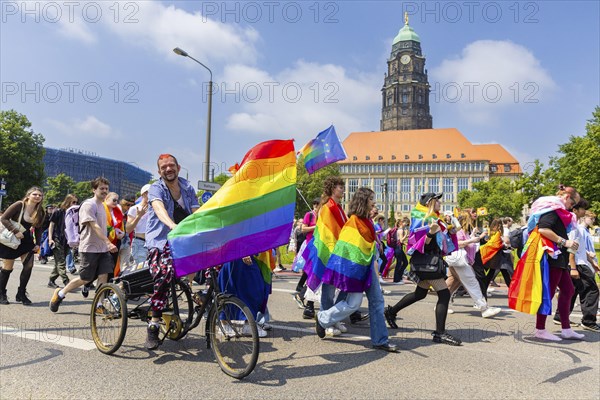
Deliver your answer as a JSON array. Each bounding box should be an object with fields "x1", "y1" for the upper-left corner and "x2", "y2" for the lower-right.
[
  {"x1": 198, "y1": 181, "x2": 221, "y2": 191},
  {"x1": 201, "y1": 192, "x2": 213, "y2": 204},
  {"x1": 0, "y1": 189, "x2": 6, "y2": 196}
]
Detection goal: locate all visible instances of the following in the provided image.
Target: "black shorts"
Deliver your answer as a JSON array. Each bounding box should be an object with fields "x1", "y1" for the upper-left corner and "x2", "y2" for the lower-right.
[{"x1": 79, "y1": 252, "x2": 114, "y2": 281}]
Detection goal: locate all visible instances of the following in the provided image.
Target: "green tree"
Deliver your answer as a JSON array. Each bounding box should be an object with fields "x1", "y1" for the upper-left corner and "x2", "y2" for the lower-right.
[
  {"x1": 45, "y1": 173, "x2": 77, "y2": 206},
  {"x1": 73, "y1": 181, "x2": 92, "y2": 202},
  {"x1": 296, "y1": 160, "x2": 340, "y2": 217},
  {"x1": 516, "y1": 159, "x2": 557, "y2": 205},
  {"x1": 550, "y1": 107, "x2": 600, "y2": 214},
  {"x1": 458, "y1": 178, "x2": 525, "y2": 222},
  {"x1": 388, "y1": 202, "x2": 396, "y2": 226},
  {"x1": 214, "y1": 173, "x2": 230, "y2": 186},
  {"x1": 0, "y1": 110, "x2": 45, "y2": 206}
]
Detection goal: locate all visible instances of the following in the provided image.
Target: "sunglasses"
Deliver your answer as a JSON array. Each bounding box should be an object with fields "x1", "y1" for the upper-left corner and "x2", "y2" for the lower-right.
[{"x1": 111, "y1": 199, "x2": 119, "y2": 203}]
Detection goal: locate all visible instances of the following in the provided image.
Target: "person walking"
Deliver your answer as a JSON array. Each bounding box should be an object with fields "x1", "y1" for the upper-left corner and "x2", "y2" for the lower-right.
[
  {"x1": 384, "y1": 192, "x2": 462, "y2": 346},
  {"x1": 0, "y1": 187, "x2": 45, "y2": 305},
  {"x1": 49, "y1": 177, "x2": 118, "y2": 312},
  {"x1": 127, "y1": 184, "x2": 150, "y2": 266},
  {"x1": 47, "y1": 194, "x2": 79, "y2": 288}
]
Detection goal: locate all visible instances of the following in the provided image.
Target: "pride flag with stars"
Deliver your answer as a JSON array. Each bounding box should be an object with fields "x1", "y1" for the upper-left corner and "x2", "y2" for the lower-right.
[
  {"x1": 321, "y1": 216, "x2": 376, "y2": 293},
  {"x1": 168, "y1": 140, "x2": 296, "y2": 277},
  {"x1": 299, "y1": 125, "x2": 347, "y2": 174}
]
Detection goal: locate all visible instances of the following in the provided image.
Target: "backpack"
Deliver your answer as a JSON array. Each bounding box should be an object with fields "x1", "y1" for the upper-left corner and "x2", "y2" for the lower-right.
[
  {"x1": 509, "y1": 227, "x2": 525, "y2": 250},
  {"x1": 386, "y1": 227, "x2": 399, "y2": 248},
  {"x1": 64, "y1": 204, "x2": 82, "y2": 248}
]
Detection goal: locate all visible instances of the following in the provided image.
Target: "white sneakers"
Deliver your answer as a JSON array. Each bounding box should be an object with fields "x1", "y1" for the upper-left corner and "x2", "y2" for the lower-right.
[
  {"x1": 481, "y1": 307, "x2": 502, "y2": 318},
  {"x1": 334, "y1": 322, "x2": 348, "y2": 333},
  {"x1": 325, "y1": 327, "x2": 342, "y2": 337}
]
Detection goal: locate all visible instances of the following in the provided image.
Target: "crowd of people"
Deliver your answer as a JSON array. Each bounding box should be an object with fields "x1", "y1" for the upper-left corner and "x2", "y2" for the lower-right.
[{"x1": 1, "y1": 159, "x2": 599, "y2": 356}]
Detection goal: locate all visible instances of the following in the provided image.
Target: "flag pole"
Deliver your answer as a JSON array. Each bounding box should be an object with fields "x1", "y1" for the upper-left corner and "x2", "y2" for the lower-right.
[{"x1": 296, "y1": 187, "x2": 311, "y2": 210}]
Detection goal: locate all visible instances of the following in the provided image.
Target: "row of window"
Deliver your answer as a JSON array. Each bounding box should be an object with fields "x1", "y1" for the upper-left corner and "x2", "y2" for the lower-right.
[{"x1": 341, "y1": 162, "x2": 488, "y2": 174}]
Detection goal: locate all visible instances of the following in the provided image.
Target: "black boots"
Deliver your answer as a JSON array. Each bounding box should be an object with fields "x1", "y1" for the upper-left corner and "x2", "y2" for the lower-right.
[
  {"x1": 0, "y1": 269, "x2": 12, "y2": 304},
  {"x1": 15, "y1": 287, "x2": 32, "y2": 305}
]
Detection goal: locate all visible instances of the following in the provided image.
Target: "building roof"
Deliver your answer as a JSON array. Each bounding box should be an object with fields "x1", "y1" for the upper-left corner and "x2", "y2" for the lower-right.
[
  {"x1": 339, "y1": 128, "x2": 521, "y2": 173},
  {"x1": 393, "y1": 24, "x2": 421, "y2": 44}
]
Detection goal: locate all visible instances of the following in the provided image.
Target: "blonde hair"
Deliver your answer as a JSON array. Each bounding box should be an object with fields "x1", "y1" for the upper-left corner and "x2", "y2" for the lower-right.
[{"x1": 21, "y1": 186, "x2": 45, "y2": 227}]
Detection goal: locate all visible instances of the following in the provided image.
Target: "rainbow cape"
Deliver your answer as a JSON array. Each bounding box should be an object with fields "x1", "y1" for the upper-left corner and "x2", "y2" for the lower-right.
[
  {"x1": 479, "y1": 231, "x2": 504, "y2": 265},
  {"x1": 321, "y1": 215, "x2": 376, "y2": 292},
  {"x1": 299, "y1": 125, "x2": 347, "y2": 174},
  {"x1": 508, "y1": 228, "x2": 552, "y2": 315},
  {"x1": 407, "y1": 203, "x2": 457, "y2": 256},
  {"x1": 508, "y1": 196, "x2": 576, "y2": 315},
  {"x1": 168, "y1": 140, "x2": 296, "y2": 277},
  {"x1": 301, "y1": 198, "x2": 348, "y2": 290}
]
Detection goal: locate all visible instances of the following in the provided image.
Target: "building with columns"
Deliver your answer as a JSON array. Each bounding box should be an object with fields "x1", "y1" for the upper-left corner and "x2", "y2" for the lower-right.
[{"x1": 339, "y1": 15, "x2": 521, "y2": 215}]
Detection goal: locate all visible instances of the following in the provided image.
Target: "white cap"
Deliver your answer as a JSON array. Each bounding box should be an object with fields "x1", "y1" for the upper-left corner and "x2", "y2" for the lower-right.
[
  {"x1": 443, "y1": 211, "x2": 453, "y2": 217},
  {"x1": 140, "y1": 184, "x2": 151, "y2": 195}
]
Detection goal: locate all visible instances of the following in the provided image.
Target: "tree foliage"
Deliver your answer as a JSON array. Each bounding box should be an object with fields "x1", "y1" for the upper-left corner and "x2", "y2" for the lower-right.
[
  {"x1": 516, "y1": 159, "x2": 557, "y2": 205},
  {"x1": 550, "y1": 107, "x2": 600, "y2": 214},
  {"x1": 296, "y1": 160, "x2": 340, "y2": 218},
  {"x1": 0, "y1": 110, "x2": 46, "y2": 207},
  {"x1": 44, "y1": 173, "x2": 93, "y2": 205},
  {"x1": 458, "y1": 178, "x2": 525, "y2": 222}
]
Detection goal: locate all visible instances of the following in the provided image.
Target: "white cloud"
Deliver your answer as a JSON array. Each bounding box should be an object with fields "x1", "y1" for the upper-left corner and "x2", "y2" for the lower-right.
[
  {"x1": 221, "y1": 61, "x2": 381, "y2": 142},
  {"x1": 56, "y1": 19, "x2": 96, "y2": 44},
  {"x1": 430, "y1": 40, "x2": 556, "y2": 124},
  {"x1": 103, "y1": 2, "x2": 260, "y2": 66},
  {"x1": 47, "y1": 115, "x2": 118, "y2": 139}
]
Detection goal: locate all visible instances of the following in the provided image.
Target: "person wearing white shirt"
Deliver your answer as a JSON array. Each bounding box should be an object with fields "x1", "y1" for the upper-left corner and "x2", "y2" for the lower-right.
[{"x1": 127, "y1": 184, "x2": 150, "y2": 266}]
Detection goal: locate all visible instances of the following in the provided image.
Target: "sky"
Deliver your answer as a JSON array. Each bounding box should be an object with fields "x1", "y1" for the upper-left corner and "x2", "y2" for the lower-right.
[{"x1": 1, "y1": 1, "x2": 599, "y2": 187}]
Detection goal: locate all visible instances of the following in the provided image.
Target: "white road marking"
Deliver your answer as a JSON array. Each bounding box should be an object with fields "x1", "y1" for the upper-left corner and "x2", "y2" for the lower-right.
[{"x1": 0, "y1": 325, "x2": 96, "y2": 351}]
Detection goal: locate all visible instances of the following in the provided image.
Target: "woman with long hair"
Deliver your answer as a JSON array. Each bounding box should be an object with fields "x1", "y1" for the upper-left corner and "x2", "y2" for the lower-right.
[
  {"x1": 316, "y1": 187, "x2": 398, "y2": 352},
  {"x1": 0, "y1": 187, "x2": 45, "y2": 305},
  {"x1": 47, "y1": 194, "x2": 79, "y2": 288}
]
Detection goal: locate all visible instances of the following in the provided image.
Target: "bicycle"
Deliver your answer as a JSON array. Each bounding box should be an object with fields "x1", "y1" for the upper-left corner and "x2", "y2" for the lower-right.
[{"x1": 90, "y1": 265, "x2": 259, "y2": 379}]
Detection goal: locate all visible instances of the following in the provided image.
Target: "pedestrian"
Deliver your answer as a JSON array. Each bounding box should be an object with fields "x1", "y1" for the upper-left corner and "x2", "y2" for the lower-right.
[
  {"x1": 144, "y1": 154, "x2": 200, "y2": 350},
  {"x1": 47, "y1": 194, "x2": 78, "y2": 288},
  {"x1": 384, "y1": 192, "x2": 463, "y2": 346},
  {"x1": 0, "y1": 186, "x2": 45, "y2": 305},
  {"x1": 103, "y1": 192, "x2": 125, "y2": 276},
  {"x1": 117, "y1": 195, "x2": 135, "y2": 271},
  {"x1": 49, "y1": 177, "x2": 118, "y2": 312},
  {"x1": 127, "y1": 184, "x2": 150, "y2": 267},
  {"x1": 293, "y1": 197, "x2": 319, "y2": 317},
  {"x1": 317, "y1": 187, "x2": 399, "y2": 352}
]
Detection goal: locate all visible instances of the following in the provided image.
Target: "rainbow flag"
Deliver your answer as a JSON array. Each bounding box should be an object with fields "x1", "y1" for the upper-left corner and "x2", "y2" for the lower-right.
[
  {"x1": 255, "y1": 250, "x2": 275, "y2": 286},
  {"x1": 301, "y1": 198, "x2": 348, "y2": 290},
  {"x1": 299, "y1": 125, "x2": 347, "y2": 174},
  {"x1": 508, "y1": 228, "x2": 552, "y2": 315},
  {"x1": 321, "y1": 216, "x2": 376, "y2": 292},
  {"x1": 479, "y1": 231, "x2": 504, "y2": 265},
  {"x1": 407, "y1": 203, "x2": 457, "y2": 256},
  {"x1": 168, "y1": 140, "x2": 296, "y2": 277}
]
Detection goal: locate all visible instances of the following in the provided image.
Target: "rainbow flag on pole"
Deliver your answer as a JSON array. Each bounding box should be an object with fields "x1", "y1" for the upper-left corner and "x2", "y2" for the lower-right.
[
  {"x1": 168, "y1": 140, "x2": 297, "y2": 277},
  {"x1": 321, "y1": 216, "x2": 376, "y2": 293},
  {"x1": 299, "y1": 125, "x2": 347, "y2": 174}
]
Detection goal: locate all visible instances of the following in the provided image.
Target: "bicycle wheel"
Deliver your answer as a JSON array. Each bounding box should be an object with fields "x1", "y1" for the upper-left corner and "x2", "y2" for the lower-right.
[
  {"x1": 90, "y1": 283, "x2": 128, "y2": 355},
  {"x1": 209, "y1": 296, "x2": 259, "y2": 379},
  {"x1": 162, "y1": 278, "x2": 193, "y2": 341}
]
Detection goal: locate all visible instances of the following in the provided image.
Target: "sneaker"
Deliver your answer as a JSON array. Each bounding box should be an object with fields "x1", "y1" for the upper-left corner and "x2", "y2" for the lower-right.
[
  {"x1": 560, "y1": 328, "x2": 584, "y2": 340},
  {"x1": 218, "y1": 323, "x2": 236, "y2": 338},
  {"x1": 15, "y1": 290, "x2": 32, "y2": 305},
  {"x1": 273, "y1": 267, "x2": 283, "y2": 272},
  {"x1": 303, "y1": 307, "x2": 315, "y2": 319},
  {"x1": 350, "y1": 312, "x2": 370, "y2": 324},
  {"x1": 278, "y1": 264, "x2": 287, "y2": 271},
  {"x1": 82, "y1": 285, "x2": 89, "y2": 298},
  {"x1": 581, "y1": 323, "x2": 600, "y2": 332},
  {"x1": 257, "y1": 326, "x2": 267, "y2": 338},
  {"x1": 393, "y1": 281, "x2": 405, "y2": 285},
  {"x1": 47, "y1": 280, "x2": 59, "y2": 289},
  {"x1": 481, "y1": 307, "x2": 502, "y2": 318},
  {"x1": 384, "y1": 306, "x2": 399, "y2": 329},
  {"x1": 325, "y1": 327, "x2": 342, "y2": 337},
  {"x1": 432, "y1": 331, "x2": 462, "y2": 346},
  {"x1": 334, "y1": 322, "x2": 348, "y2": 333},
  {"x1": 433, "y1": 306, "x2": 454, "y2": 314},
  {"x1": 145, "y1": 324, "x2": 160, "y2": 350},
  {"x1": 379, "y1": 277, "x2": 386, "y2": 284},
  {"x1": 315, "y1": 316, "x2": 326, "y2": 339},
  {"x1": 68, "y1": 268, "x2": 79, "y2": 275},
  {"x1": 381, "y1": 289, "x2": 391, "y2": 295},
  {"x1": 0, "y1": 291, "x2": 10, "y2": 305},
  {"x1": 242, "y1": 324, "x2": 267, "y2": 338},
  {"x1": 373, "y1": 342, "x2": 399, "y2": 353},
  {"x1": 49, "y1": 288, "x2": 63, "y2": 312},
  {"x1": 259, "y1": 322, "x2": 272, "y2": 331},
  {"x1": 293, "y1": 292, "x2": 305, "y2": 309}
]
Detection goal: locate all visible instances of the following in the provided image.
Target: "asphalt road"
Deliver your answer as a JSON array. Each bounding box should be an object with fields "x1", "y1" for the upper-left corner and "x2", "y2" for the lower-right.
[{"x1": 1, "y1": 261, "x2": 599, "y2": 400}]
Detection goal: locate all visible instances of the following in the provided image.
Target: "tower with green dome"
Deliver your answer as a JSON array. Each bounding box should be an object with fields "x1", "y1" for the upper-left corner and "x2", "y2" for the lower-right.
[{"x1": 381, "y1": 13, "x2": 432, "y2": 130}]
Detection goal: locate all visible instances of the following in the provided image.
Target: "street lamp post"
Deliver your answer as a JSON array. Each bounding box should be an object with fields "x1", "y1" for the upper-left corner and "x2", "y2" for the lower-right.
[
  {"x1": 173, "y1": 47, "x2": 213, "y2": 182},
  {"x1": 0, "y1": 178, "x2": 6, "y2": 211}
]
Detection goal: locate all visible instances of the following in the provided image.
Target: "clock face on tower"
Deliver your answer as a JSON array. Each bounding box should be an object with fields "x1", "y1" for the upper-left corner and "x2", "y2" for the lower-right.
[{"x1": 400, "y1": 55, "x2": 411, "y2": 65}]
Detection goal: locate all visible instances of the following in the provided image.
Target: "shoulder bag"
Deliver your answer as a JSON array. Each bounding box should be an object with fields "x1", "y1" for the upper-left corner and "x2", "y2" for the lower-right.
[
  {"x1": 410, "y1": 251, "x2": 446, "y2": 280},
  {"x1": 0, "y1": 205, "x2": 26, "y2": 249}
]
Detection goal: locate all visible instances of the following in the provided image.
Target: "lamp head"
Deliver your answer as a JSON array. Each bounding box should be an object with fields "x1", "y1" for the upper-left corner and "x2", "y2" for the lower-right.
[{"x1": 173, "y1": 47, "x2": 188, "y2": 57}]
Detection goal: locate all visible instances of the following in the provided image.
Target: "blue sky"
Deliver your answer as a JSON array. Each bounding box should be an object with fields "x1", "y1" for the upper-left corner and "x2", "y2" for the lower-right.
[{"x1": 1, "y1": 1, "x2": 598, "y2": 187}]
